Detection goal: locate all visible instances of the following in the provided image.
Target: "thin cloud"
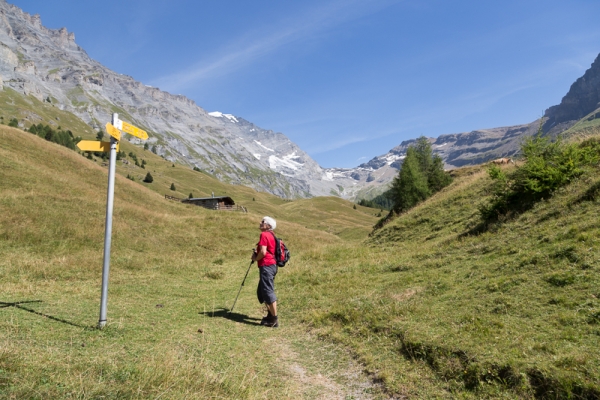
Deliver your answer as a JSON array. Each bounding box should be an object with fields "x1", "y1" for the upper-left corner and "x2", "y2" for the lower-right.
[{"x1": 150, "y1": 0, "x2": 400, "y2": 92}]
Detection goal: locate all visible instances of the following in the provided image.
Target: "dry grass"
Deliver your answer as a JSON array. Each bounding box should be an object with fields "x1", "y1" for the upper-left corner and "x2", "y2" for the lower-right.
[
  {"x1": 5, "y1": 120, "x2": 600, "y2": 398},
  {"x1": 0, "y1": 125, "x2": 384, "y2": 399}
]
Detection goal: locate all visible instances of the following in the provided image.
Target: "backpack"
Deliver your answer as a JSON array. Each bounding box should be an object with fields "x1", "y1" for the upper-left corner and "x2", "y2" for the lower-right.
[{"x1": 269, "y1": 231, "x2": 290, "y2": 267}]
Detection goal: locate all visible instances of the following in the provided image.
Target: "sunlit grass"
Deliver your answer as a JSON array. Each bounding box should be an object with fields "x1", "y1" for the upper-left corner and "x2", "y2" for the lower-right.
[
  {"x1": 4, "y1": 122, "x2": 600, "y2": 398},
  {"x1": 0, "y1": 126, "x2": 383, "y2": 399}
]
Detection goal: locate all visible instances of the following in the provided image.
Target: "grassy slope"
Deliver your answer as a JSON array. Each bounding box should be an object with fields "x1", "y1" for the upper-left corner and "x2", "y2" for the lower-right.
[
  {"x1": 0, "y1": 126, "x2": 381, "y2": 399},
  {"x1": 0, "y1": 87, "x2": 97, "y2": 139},
  {"x1": 294, "y1": 163, "x2": 600, "y2": 398},
  {"x1": 4, "y1": 97, "x2": 600, "y2": 398}
]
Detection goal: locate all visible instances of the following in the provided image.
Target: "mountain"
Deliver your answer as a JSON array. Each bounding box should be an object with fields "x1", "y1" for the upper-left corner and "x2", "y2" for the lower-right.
[
  {"x1": 0, "y1": 0, "x2": 359, "y2": 199},
  {"x1": 351, "y1": 54, "x2": 600, "y2": 200},
  {"x1": 2, "y1": 0, "x2": 599, "y2": 202},
  {"x1": 544, "y1": 53, "x2": 600, "y2": 135}
]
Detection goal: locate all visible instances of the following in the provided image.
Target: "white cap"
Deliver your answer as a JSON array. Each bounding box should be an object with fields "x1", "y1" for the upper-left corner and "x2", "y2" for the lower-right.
[{"x1": 262, "y1": 216, "x2": 276, "y2": 230}]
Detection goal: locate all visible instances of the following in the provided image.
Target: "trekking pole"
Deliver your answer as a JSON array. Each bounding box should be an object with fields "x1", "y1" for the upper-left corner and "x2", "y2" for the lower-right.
[{"x1": 229, "y1": 260, "x2": 254, "y2": 313}]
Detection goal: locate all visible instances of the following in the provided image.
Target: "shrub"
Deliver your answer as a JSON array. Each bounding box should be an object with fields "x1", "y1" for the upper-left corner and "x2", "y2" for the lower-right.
[
  {"x1": 8, "y1": 118, "x2": 18, "y2": 127},
  {"x1": 480, "y1": 130, "x2": 598, "y2": 221},
  {"x1": 358, "y1": 197, "x2": 392, "y2": 210},
  {"x1": 170, "y1": 183, "x2": 176, "y2": 191},
  {"x1": 143, "y1": 172, "x2": 153, "y2": 183}
]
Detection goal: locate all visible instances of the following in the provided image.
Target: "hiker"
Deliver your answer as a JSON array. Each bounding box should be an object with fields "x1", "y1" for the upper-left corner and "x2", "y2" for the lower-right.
[{"x1": 251, "y1": 216, "x2": 279, "y2": 327}]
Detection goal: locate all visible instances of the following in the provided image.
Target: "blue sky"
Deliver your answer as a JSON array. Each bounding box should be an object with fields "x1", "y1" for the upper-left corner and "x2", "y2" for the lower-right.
[{"x1": 11, "y1": 0, "x2": 600, "y2": 168}]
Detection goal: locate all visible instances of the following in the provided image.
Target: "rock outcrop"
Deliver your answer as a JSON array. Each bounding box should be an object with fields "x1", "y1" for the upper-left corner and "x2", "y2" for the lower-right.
[{"x1": 544, "y1": 53, "x2": 600, "y2": 135}]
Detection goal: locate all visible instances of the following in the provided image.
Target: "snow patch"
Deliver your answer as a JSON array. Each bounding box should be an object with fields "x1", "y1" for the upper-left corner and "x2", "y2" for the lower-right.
[
  {"x1": 255, "y1": 140, "x2": 275, "y2": 152},
  {"x1": 253, "y1": 153, "x2": 261, "y2": 160},
  {"x1": 208, "y1": 111, "x2": 238, "y2": 123},
  {"x1": 385, "y1": 154, "x2": 405, "y2": 165},
  {"x1": 268, "y1": 152, "x2": 304, "y2": 172},
  {"x1": 322, "y1": 170, "x2": 347, "y2": 181}
]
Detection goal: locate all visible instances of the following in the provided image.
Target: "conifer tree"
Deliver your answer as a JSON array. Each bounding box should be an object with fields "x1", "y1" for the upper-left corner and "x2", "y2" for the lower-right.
[
  {"x1": 389, "y1": 147, "x2": 430, "y2": 212},
  {"x1": 143, "y1": 172, "x2": 153, "y2": 183},
  {"x1": 388, "y1": 136, "x2": 451, "y2": 213},
  {"x1": 428, "y1": 154, "x2": 452, "y2": 192}
]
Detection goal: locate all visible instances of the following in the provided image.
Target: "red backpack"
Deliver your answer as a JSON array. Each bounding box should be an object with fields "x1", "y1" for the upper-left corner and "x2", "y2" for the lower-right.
[{"x1": 269, "y1": 231, "x2": 290, "y2": 267}]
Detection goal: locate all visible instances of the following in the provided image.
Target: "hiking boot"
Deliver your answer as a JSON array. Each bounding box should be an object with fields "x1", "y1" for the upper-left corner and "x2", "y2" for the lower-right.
[
  {"x1": 263, "y1": 316, "x2": 278, "y2": 328},
  {"x1": 260, "y1": 312, "x2": 272, "y2": 326}
]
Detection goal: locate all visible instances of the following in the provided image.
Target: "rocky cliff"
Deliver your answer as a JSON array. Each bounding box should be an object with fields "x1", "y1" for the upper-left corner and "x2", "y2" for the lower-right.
[{"x1": 544, "y1": 53, "x2": 600, "y2": 136}]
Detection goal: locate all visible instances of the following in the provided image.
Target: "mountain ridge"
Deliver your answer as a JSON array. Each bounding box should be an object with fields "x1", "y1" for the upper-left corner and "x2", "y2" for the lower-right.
[{"x1": 1, "y1": 0, "x2": 600, "y2": 201}]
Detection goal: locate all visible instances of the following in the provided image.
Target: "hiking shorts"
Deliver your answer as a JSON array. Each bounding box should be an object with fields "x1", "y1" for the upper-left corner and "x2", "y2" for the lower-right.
[{"x1": 257, "y1": 264, "x2": 278, "y2": 304}]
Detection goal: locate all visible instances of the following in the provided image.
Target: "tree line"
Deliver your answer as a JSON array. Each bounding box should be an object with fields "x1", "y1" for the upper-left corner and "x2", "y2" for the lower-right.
[{"x1": 27, "y1": 123, "x2": 81, "y2": 150}]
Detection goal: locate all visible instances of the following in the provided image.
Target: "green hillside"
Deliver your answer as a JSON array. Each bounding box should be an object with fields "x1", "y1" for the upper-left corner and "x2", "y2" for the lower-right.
[
  {"x1": 0, "y1": 125, "x2": 382, "y2": 399},
  {"x1": 3, "y1": 115, "x2": 600, "y2": 398},
  {"x1": 297, "y1": 162, "x2": 600, "y2": 398}
]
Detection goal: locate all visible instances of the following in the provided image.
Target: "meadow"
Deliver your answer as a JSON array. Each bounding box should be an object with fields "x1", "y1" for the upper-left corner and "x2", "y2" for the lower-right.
[{"x1": 2, "y1": 122, "x2": 600, "y2": 399}]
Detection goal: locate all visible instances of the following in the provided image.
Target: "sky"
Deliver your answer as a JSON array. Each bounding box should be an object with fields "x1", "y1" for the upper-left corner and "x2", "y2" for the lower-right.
[{"x1": 10, "y1": 0, "x2": 600, "y2": 168}]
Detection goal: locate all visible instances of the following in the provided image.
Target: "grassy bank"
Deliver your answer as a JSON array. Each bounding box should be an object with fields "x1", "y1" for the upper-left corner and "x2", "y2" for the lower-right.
[
  {"x1": 292, "y1": 165, "x2": 600, "y2": 398},
  {"x1": 3, "y1": 122, "x2": 600, "y2": 398}
]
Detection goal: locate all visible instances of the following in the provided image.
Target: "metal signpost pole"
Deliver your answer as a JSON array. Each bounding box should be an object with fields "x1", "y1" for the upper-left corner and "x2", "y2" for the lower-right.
[{"x1": 98, "y1": 113, "x2": 119, "y2": 329}]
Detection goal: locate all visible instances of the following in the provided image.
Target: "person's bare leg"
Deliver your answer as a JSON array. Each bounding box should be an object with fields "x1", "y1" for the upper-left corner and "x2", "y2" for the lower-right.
[{"x1": 267, "y1": 301, "x2": 277, "y2": 317}]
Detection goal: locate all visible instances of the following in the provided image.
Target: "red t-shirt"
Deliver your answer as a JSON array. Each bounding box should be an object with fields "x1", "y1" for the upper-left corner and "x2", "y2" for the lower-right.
[{"x1": 256, "y1": 231, "x2": 276, "y2": 267}]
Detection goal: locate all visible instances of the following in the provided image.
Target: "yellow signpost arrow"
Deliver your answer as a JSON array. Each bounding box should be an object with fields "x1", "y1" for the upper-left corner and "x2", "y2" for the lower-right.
[
  {"x1": 118, "y1": 120, "x2": 148, "y2": 140},
  {"x1": 105, "y1": 122, "x2": 121, "y2": 141},
  {"x1": 77, "y1": 140, "x2": 119, "y2": 152}
]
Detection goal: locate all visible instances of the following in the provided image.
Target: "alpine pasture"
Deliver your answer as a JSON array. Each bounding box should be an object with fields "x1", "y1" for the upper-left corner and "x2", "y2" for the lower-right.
[{"x1": 2, "y1": 123, "x2": 600, "y2": 398}]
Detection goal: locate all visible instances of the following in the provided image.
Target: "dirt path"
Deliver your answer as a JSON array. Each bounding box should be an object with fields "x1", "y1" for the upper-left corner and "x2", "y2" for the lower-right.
[{"x1": 265, "y1": 332, "x2": 392, "y2": 399}]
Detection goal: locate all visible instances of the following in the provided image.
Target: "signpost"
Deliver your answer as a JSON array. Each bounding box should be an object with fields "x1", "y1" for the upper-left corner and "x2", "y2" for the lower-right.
[
  {"x1": 105, "y1": 122, "x2": 121, "y2": 141},
  {"x1": 116, "y1": 119, "x2": 148, "y2": 140},
  {"x1": 77, "y1": 113, "x2": 147, "y2": 329},
  {"x1": 77, "y1": 140, "x2": 118, "y2": 152}
]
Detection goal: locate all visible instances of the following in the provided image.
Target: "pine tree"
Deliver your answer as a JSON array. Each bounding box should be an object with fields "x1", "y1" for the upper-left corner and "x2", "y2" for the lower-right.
[
  {"x1": 388, "y1": 136, "x2": 452, "y2": 213},
  {"x1": 143, "y1": 172, "x2": 153, "y2": 183},
  {"x1": 414, "y1": 136, "x2": 433, "y2": 175},
  {"x1": 427, "y1": 154, "x2": 452, "y2": 192},
  {"x1": 170, "y1": 183, "x2": 176, "y2": 191},
  {"x1": 389, "y1": 147, "x2": 430, "y2": 212}
]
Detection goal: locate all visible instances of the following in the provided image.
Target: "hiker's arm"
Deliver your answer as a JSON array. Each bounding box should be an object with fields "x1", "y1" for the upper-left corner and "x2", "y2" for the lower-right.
[{"x1": 253, "y1": 245, "x2": 267, "y2": 262}]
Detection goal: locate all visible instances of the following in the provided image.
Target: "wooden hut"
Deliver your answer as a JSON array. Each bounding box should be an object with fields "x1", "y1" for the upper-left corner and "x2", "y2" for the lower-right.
[{"x1": 166, "y1": 194, "x2": 246, "y2": 212}]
